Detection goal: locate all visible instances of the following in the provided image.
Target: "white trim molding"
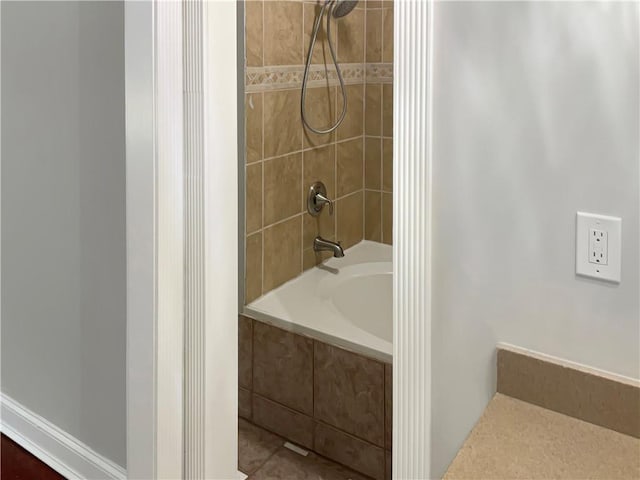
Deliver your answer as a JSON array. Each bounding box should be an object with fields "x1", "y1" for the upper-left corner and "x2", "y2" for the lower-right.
[
  {"x1": 125, "y1": 1, "x2": 185, "y2": 478},
  {"x1": 1, "y1": 394, "x2": 126, "y2": 480},
  {"x1": 393, "y1": 0, "x2": 435, "y2": 479}
]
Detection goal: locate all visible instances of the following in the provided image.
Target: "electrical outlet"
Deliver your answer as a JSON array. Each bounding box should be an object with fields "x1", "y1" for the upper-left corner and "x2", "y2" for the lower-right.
[
  {"x1": 588, "y1": 228, "x2": 608, "y2": 265},
  {"x1": 576, "y1": 212, "x2": 621, "y2": 283}
]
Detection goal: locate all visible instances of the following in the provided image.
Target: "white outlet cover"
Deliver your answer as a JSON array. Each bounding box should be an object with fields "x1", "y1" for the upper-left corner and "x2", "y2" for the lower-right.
[{"x1": 576, "y1": 212, "x2": 622, "y2": 283}]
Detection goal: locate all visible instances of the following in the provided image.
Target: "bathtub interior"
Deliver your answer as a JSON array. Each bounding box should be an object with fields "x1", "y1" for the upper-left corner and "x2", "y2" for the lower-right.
[{"x1": 245, "y1": 240, "x2": 392, "y2": 362}]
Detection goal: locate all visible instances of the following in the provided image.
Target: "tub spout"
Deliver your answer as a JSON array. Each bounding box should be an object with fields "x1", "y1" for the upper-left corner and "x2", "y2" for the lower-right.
[{"x1": 314, "y1": 236, "x2": 345, "y2": 258}]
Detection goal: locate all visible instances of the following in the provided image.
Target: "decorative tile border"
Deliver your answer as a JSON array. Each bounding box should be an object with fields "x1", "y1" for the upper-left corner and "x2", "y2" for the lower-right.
[{"x1": 245, "y1": 63, "x2": 393, "y2": 92}]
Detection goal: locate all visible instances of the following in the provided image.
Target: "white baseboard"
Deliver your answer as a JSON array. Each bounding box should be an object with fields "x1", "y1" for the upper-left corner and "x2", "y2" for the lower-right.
[{"x1": 0, "y1": 393, "x2": 126, "y2": 480}]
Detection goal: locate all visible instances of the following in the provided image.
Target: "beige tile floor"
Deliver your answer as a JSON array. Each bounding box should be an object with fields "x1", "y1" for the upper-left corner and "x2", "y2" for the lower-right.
[
  {"x1": 239, "y1": 419, "x2": 370, "y2": 479},
  {"x1": 444, "y1": 393, "x2": 640, "y2": 480}
]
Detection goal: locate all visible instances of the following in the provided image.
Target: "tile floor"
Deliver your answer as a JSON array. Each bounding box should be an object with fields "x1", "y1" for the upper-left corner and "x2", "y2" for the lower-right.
[{"x1": 239, "y1": 418, "x2": 371, "y2": 479}]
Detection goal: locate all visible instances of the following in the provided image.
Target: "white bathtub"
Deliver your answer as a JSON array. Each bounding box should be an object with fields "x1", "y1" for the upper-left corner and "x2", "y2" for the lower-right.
[{"x1": 245, "y1": 241, "x2": 392, "y2": 362}]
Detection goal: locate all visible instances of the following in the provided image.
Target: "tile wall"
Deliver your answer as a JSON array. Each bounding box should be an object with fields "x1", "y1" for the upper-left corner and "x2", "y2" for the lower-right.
[
  {"x1": 239, "y1": 316, "x2": 393, "y2": 480},
  {"x1": 244, "y1": 0, "x2": 394, "y2": 302}
]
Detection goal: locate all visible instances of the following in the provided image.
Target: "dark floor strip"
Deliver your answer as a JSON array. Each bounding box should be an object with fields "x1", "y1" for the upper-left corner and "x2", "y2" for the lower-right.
[{"x1": 1, "y1": 434, "x2": 66, "y2": 480}]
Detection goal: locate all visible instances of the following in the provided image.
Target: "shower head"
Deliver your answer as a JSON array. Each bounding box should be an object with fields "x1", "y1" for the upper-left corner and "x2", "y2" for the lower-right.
[{"x1": 331, "y1": 0, "x2": 358, "y2": 18}]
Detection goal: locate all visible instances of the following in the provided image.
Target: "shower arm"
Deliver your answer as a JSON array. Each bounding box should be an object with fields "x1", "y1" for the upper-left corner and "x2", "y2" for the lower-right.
[{"x1": 300, "y1": 0, "x2": 349, "y2": 135}]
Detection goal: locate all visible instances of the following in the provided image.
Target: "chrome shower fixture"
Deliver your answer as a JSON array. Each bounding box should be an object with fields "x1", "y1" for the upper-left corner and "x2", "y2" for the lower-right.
[{"x1": 301, "y1": 0, "x2": 359, "y2": 135}]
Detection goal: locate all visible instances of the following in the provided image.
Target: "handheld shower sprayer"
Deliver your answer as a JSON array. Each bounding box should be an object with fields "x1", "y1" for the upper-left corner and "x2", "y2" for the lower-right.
[{"x1": 301, "y1": 0, "x2": 359, "y2": 135}]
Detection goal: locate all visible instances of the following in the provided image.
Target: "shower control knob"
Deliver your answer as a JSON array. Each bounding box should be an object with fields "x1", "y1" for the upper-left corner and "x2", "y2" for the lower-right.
[{"x1": 307, "y1": 181, "x2": 334, "y2": 217}]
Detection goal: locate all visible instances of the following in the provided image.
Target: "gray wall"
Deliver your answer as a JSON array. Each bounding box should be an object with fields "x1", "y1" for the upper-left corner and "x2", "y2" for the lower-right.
[
  {"x1": 2, "y1": 1, "x2": 126, "y2": 467},
  {"x1": 431, "y1": 2, "x2": 639, "y2": 477}
]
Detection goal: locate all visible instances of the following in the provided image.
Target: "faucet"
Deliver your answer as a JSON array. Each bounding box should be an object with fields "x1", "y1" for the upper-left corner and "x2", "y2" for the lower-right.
[{"x1": 314, "y1": 236, "x2": 345, "y2": 258}]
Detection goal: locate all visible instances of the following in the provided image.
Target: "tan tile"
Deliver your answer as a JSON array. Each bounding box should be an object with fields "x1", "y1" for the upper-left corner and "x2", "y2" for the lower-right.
[
  {"x1": 337, "y1": 7, "x2": 365, "y2": 63},
  {"x1": 497, "y1": 348, "x2": 640, "y2": 438},
  {"x1": 246, "y1": 92, "x2": 263, "y2": 163},
  {"x1": 365, "y1": 136, "x2": 382, "y2": 189},
  {"x1": 238, "y1": 418, "x2": 284, "y2": 475},
  {"x1": 364, "y1": 190, "x2": 382, "y2": 242},
  {"x1": 303, "y1": 247, "x2": 333, "y2": 271},
  {"x1": 303, "y1": 86, "x2": 336, "y2": 148},
  {"x1": 337, "y1": 138, "x2": 363, "y2": 197},
  {"x1": 263, "y1": 216, "x2": 302, "y2": 292},
  {"x1": 314, "y1": 421, "x2": 386, "y2": 480},
  {"x1": 246, "y1": 1, "x2": 263, "y2": 67},
  {"x1": 239, "y1": 316, "x2": 253, "y2": 389},
  {"x1": 264, "y1": 89, "x2": 302, "y2": 158},
  {"x1": 384, "y1": 363, "x2": 392, "y2": 450},
  {"x1": 250, "y1": 447, "x2": 370, "y2": 480},
  {"x1": 336, "y1": 191, "x2": 363, "y2": 249},
  {"x1": 314, "y1": 342, "x2": 385, "y2": 446},
  {"x1": 264, "y1": 1, "x2": 303, "y2": 66},
  {"x1": 245, "y1": 232, "x2": 262, "y2": 303},
  {"x1": 366, "y1": 9, "x2": 383, "y2": 63},
  {"x1": 263, "y1": 153, "x2": 302, "y2": 225},
  {"x1": 382, "y1": 138, "x2": 393, "y2": 192},
  {"x1": 303, "y1": 209, "x2": 335, "y2": 247},
  {"x1": 337, "y1": 84, "x2": 364, "y2": 141},
  {"x1": 365, "y1": 83, "x2": 382, "y2": 136},
  {"x1": 304, "y1": 2, "x2": 337, "y2": 65},
  {"x1": 382, "y1": 83, "x2": 393, "y2": 137},
  {"x1": 303, "y1": 144, "x2": 336, "y2": 199},
  {"x1": 253, "y1": 321, "x2": 313, "y2": 414},
  {"x1": 367, "y1": 0, "x2": 384, "y2": 8},
  {"x1": 385, "y1": 450, "x2": 392, "y2": 480},
  {"x1": 239, "y1": 387, "x2": 252, "y2": 420},
  {"x1": 443, "y1": 394, "x2": 640, "y2": 480},
  {"x1": 246, "y1": 162, "x2": 262, "y2": 234},
  {"x1": 253, "y1": 394, "x2": 314, "y2": 449},
  {"x1": 382, "y1": 6, "x2": 393, "y2": 62},
  {"x1": 382, "y1": 192, "x2": 392, "y2": 245}
]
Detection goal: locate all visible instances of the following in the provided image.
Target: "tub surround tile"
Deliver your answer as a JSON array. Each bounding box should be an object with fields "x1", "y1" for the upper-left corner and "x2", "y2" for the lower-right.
[
  {"x1": 366, "y1": 9, "x2": 383, "y2": 63},
  {"x1": 246, "y1": 162, "x2": 263, "y2": 234},
  {"x1": 245, "y1": 232, "x2": 263, "y2": 303},
  {"x1": 337, "y1": 7, "x2": 365, "y2": 64},
  {"x1": 314, "y1": 342, "x2": 385, "y2": 446},
  {"x1": 382, "y1": 6, "x2": 394, "y2": 63},
  {"x1": 382, "y1": 138, "x2": 393, "y2": 192},
  {"x1": 314, "y1": 421, "x2": 386, "y2": 480},
  {"x1": 497, "y1": 348, "x2": 640, "y2": 438},
  {"x1": 262, "y1": 216, "x2": 302, "y2": 292},
  {"x1": 303, "y1": 86, "x2": 337, "y2": 149},
  {"x1": 337, "y1": 138, "x2": 364, "y2": 197},
  {"x1": 264, "y1": 89, "x2": 302, "y2": 159},
  {"x1": 249, "y1": 446, "x2": 370, "y2": 480},
  {"x1": 384, "y1": 363, "x2": 392, "y2": 450},
  {"x1": 263, "y1": 153, "x2": 303, "y2": 225},
  {"x1": 304, "y1": 2, "x2": 338, "y2": 66},
  {"x1": 336, "y1": 191, "x2": 364, "y2": 249},
  {"x1": 364, "y1": 190, "x2": 382, "y2": 242},
  {"x1": 246, "y1": 1, "x2": 264, "y2": 67},
  {"x1": 238, "y1": 418, "x2": 284, "y2": 475},
  {"x1": 381, "y1": 192, "x2": 392, "y2": 245},
  {"x1": 365, "y1": 84, "x2": 382, "y2": 136},
  {"x1": 365, "y1": 137, "x2": 382, "y2": 190},
  {"x1": 337, "y1": 84, "x2": 364, "y2": 141},
  {"x1": 246, "y1": 92, "x2": 263, "y2": 163},
  {"x1": 253, "y1": 321, "x2": 314, "y2": 415},
  {"x1": 239, "y1": 316, "x2": 254, "y2": 389},
  {"x1": 303, "y1": 247, "x2": 334, "y2": 271},
  {"x1": 303, "y1": 144, "x2": 337, "y2": 200},
  {"x1": 263, "y1": 1, "x2": 303, "y2": 66},
  {"x1": 252, "y1": 394, "x2": 314, "y2": 449},
  {"x1": 303, "y1": 210, "x2": 335, "y2": 250},
  {"x1": 382, "y1": 84, "x2": 393, "y2": 138},
  {"x1": 385, "y1": 450, "x2": 392, "y2": 480},
  {"x1": 239, "y1": 387, "x2": 253, "y2": 420}
]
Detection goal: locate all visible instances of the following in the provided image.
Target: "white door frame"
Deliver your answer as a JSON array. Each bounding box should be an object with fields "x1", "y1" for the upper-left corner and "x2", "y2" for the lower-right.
[
  {"x1": 125, "y1": 1, "x2": 238, "y2": 478},
  {"x1": 392, "y1": 0, "x2": 434, "y2": 478},
  {"x1": 126, "y1": 0, "x2": 434, "y2": 478}
]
